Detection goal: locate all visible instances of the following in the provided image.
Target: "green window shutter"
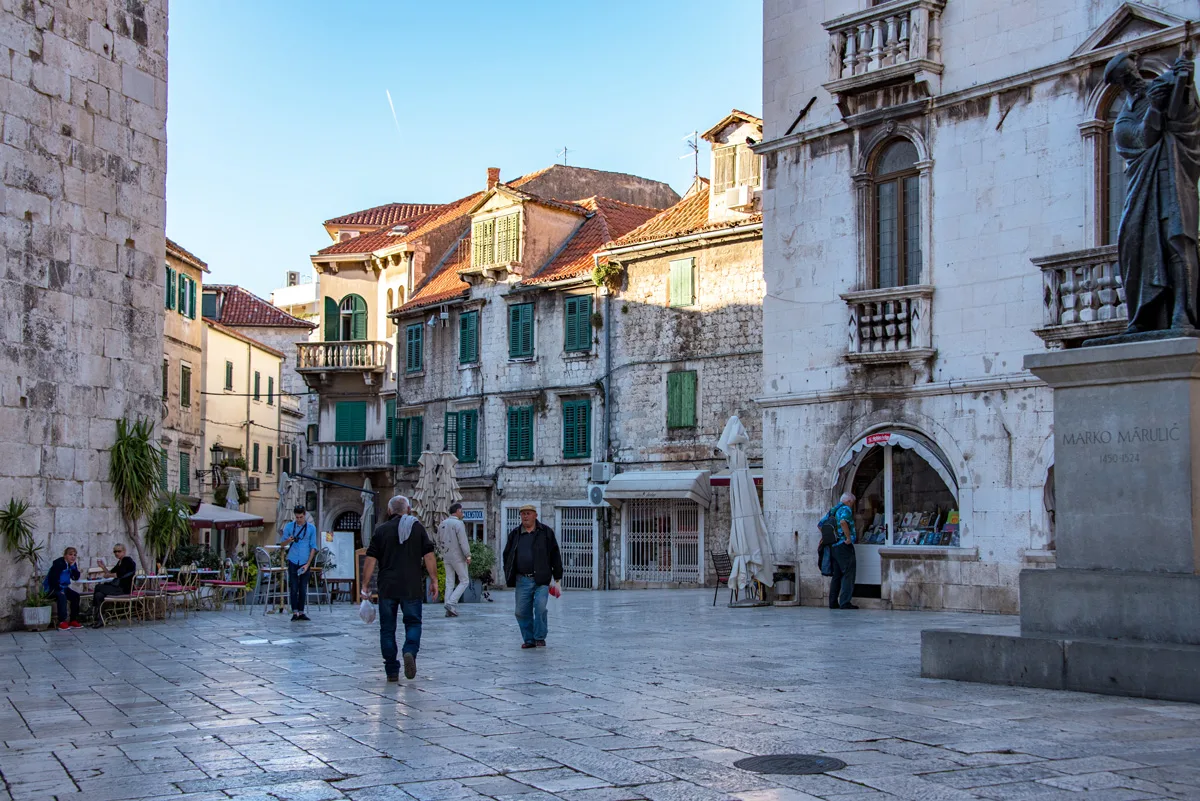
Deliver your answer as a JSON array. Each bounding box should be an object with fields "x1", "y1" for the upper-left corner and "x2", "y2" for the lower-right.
[
  {"x1": 507, "y1": 407, "x2": 520, "y2": 461},
  {"x1": 266, "y1": 446, "x2": 273, "y2": 474},
  {"x1": 562, "y1": 401, "x2": 577, "y2": 457},
  {"x1": 667, "y1": 370, "x2": 698, "y2": 428},
  {"x1": 335, "y1": 401, "x2": 367, "y2": 442},
  {"x1": 159, "y1": 451, "x2": 168, "y2": 492},
  {"x1": 177, "y1": 274, "x2": 187, "y2": 315},
  {"x1": 324, "y1": 296, "x2": 339, "y2": 341},
  {"x1": 520, "y1": 407, "x2": 533, "y2": 460},
  {"x1": 562, "y1": 399, "x2": 591, "y2": 458},
  {"x1": 471, "y1": 220, "x2": 487, "y2": 266},
  {"x1": 201, "y1": 291, "x2": 216, "y2": 319},
  {"x1": 385, "y1": 399, "x2": 395, "y2": 440},
  {"x1": 564, "y1": 296, "x2": 592, "y2": 352},
  {"x1": 252, "y1": 443, "x2": 260, "y2": 473},
  {"x1": 351, "y1": 298, "x2": 368, "y2": 341},
  {"x1": 188, "y1": 277, "x2": 197, "y2": 319},
  {"x1": 224, "y1": 360, "x2": 233, "y2": 390},
  {"x1": 409, "y1": 416, "x2": 423, "y2": 465},
  {"x1": 161, "y1": 359, "x2": 168, "y2": 400},
  {"x1": 460, "y1": 409, "x2": 478, "y2": 463},
  {"x1": 669, "y1": 258, "x2": 695, "y2": 307},
  {"x1": 444, "y1": 411, "x2": 458, "y2": 453},
  {"x1": 396, "y1": 417, "x2": 409, "y2": 466},
  {"x1": 508, "y1": 405, "x2": 533, "y2": 461},
  {"x1": 267, "y1": 376, "x2": 274, "y2": 405},
  {"x1": 165, "y1": 266, "x2": 175, "y2": 310},
  {"x1": 406, "y1": 324, "x2": 423, "y2": 372},
  {"x1": 509, "y1": 303, "x2": 533, "y2": 358},
  {"x1": 459, "y1": 310, "x2": 478, "y2": 364},
  {"x1": 179, "y1": 453, "x2": 190, "y2": 495},
  {"x1": 253, "y1": 371, "x2": 260, "y2": 400},
  {"x1": 180, "y1": 365, "x2": 191, "y2": 408}
]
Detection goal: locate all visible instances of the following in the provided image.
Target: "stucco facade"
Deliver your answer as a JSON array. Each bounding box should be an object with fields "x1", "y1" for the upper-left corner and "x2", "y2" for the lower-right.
[
  {"x1": 161, "y1": 240, "x2": 207, "y2": 503},
  {"x1": 758, "y1": 0, "x2": 1196, "y2": 611},
  {"x1": 0, "y1": 0, "x2": 168, "y2": 623}
]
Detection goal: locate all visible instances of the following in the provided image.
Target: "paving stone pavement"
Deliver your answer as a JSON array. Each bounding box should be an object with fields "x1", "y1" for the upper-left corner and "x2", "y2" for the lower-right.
[{"x1": 2, "y1": 590, "x2": 1199, "y2": 801}]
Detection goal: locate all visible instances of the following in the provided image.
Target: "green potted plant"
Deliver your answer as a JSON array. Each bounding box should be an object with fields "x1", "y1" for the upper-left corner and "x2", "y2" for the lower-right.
[
  {"x1": 109, "y1": 417, "x2": 162, "y2": 569},
  {"x1": 146, "y1": 492, "x2": 193, "y2": 570},
  {"x1": 462, "y1": 540, "x2": 496, "y2": 603},
  {"x1": 1, "y1": 499, "x2": 51, "y2": 630}
]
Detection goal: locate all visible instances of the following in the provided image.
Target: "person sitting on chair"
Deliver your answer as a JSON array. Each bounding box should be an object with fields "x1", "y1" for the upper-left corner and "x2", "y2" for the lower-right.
[
  {"x1": 91, "y1": 544, "x2": 136, "y2": 628},
  {"x1": 46, "y1": 547, "x2": 82, "y2": 630}
]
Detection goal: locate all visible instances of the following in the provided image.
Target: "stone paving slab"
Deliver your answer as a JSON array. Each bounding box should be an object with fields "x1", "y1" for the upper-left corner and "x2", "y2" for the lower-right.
[{"x1": 1, "y1": 591, "x2": 1199, "y2": 800}]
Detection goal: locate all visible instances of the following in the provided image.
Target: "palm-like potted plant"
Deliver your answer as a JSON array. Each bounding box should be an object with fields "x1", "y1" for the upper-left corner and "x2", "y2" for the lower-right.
[
  {"x1": 146, "y1": 492, "x2": 193, "y2": 571},
  {"x1": 109, "y1": 417, "x2": 162, "y2": 570},
  {"x1": 1, "y1": 499, "x2": 51, "y2": 630}
]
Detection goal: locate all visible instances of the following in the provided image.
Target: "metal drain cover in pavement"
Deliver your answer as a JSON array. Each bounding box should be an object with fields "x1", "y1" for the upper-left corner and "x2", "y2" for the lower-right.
[{"x1": 734, "y1": 754, "x2": 847, "y2": 775}]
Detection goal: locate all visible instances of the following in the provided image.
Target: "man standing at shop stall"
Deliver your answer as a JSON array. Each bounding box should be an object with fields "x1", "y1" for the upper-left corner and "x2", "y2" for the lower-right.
[
  {"x1": 824, "y1": 492, "x2": 859, "y2": 610},
  {"x1": 503, "y1": 505, "x2": 563, "y2": 649}
]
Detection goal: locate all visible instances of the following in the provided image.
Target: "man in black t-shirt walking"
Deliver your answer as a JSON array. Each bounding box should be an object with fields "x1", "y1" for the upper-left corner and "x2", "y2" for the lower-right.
[{"x1": 360, "y1": 495, "x2": 438, "y2": 682}]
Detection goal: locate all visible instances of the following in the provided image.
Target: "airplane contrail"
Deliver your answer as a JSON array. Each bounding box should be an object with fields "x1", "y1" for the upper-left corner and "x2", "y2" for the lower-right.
[{"x1": 385, "y1": 89, "x2": 401, "y2": 138}]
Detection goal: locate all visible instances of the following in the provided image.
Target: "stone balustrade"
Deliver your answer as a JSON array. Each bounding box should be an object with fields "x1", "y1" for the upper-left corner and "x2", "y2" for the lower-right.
[
  {"x1": 823, "y1": 0, "x2": 944, "y2": 84},
  {"x1": 1033, "y1": 245, "x2": 1126, "y2": 347},
  {"x1": 311, "y1": 441, "x2": 391, "y2": 471},
  {"x1": 842, "y1": 284, "x2": 935, "y2": 365},
  {"x1": 296, "y1": 341, "x2": 391, "y2": 372}
]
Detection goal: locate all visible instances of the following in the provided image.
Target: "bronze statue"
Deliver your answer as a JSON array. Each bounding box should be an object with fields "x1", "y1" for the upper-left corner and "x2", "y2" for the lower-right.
[{"x1": 1104, "y1": 50, "x2": 1200, "y2": 334}]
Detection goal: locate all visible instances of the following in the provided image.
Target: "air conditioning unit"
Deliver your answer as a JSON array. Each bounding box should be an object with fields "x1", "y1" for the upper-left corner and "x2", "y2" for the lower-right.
[
  {"x1": 591, "y1": 461, "x2": 616, "y2": 483},
  {"x1": 725, "y1": 184, "x2": 755, "y2": 211},
  {"x1": 586, "y1": 483, "x2": 608, "y2": 507},
  {"x1": 286, "y1": 271, "x2": 300, "y2": 287},
  {"x1": 247, "y1": 477, "x2": 261, "y2": 492}
]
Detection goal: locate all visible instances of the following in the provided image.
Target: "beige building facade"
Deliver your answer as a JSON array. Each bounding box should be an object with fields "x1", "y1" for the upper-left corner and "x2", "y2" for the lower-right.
[{"x1": 162, "y1": 239, "x2": 207, "y2": 503}]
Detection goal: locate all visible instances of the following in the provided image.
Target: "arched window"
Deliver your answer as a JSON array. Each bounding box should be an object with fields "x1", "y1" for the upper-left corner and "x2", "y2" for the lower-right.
[
  {"x1": 339, "y1": 294, "x2": 367, "y2": 341},
  {"x1": 872, "y1": 139, "x2": 921, "y2": 288},
  {"x1": 333, "y1": 510, "x2": 361, "y2": 532},
  {"x1": 1101, "y1": 98, "x2": 1129, "y2": 246}
]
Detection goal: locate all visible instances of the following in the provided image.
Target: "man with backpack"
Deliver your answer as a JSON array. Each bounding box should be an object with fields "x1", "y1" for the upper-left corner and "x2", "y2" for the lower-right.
[{"x1": 819, "y1": 492, "x2": 859, "y2": 610}]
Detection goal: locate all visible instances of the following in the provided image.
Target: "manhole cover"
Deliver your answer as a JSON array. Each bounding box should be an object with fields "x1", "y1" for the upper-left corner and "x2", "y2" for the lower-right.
[{"x1": 734, "y1": 754, "x2": 847, "y2": 775}]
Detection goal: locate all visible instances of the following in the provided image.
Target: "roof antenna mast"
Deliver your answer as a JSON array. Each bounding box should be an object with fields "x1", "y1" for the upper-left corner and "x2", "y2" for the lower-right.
[
  {"x1": 680, "y1": 131, "x2": 699, "y2": 180},
  {"x1": 557, "y1": 146, "x2": 570, "y2": 166}
]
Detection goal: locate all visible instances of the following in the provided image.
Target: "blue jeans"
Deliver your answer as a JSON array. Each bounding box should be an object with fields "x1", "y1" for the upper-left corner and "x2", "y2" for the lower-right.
[
  {"x1": 53, "y1": 587, "x2": 80, "y2": 623},
  {"x1": 287, "y1": 561, "x2": 307, "y2": 612},
  {"x1": 378, "y1": 598, "x2": 422, "y2": 675},
  {"x1": 514, "y1": 575, "x2": 548, "y2": 644},
  {"x1": 829, "y1": 543, "x2": 857, "y2": 608}
]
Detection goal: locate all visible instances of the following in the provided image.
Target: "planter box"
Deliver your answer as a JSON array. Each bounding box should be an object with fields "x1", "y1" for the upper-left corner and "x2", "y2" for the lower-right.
[
  {"x1": 23, "y1": 605, "x2": 52, "y2": 630},
  {"x1": 461, "y1": 579, "x2": 485, "y2": 603}
]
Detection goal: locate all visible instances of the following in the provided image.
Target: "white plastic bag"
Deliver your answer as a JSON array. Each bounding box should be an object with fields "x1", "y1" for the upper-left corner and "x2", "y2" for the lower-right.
[
  {"x1": 548, "y1": 578, "x2": 562, "y2": 600},
  {"x1": 358, "y1": 599, "x2": 376, "y2": 624}
]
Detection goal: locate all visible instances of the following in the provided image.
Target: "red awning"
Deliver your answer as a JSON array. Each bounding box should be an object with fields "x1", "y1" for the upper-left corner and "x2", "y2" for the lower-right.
[{"x1": 189, "y1": 503, "x2": 264, "y2": 531}]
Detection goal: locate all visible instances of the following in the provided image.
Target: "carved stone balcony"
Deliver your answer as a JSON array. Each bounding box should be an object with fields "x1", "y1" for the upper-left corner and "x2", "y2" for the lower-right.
[
  {"x1": 296, "y1": 341, "x2": 392, "y2": 389},
  {"x1": 1033, "y1": 245, "x2": 1126, "y2": 348},
  {"x1": 842, "y1": 285, "x2": 935, "y2": 367},
  {"x1": 822, "y1": 0, "x2": 945, "y2": 117},
  {"x1": 311, "y1": 441, "x2": 391, "y2": 472}
]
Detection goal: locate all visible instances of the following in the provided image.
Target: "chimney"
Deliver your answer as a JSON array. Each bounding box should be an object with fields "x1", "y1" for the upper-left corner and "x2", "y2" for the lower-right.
[{"x1": 487, "y1": 167, "x2": 500, "y2": 190}]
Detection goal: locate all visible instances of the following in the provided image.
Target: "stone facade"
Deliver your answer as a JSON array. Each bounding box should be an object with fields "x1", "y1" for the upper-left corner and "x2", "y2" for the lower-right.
[
  {"x1": 0, "y1": 0, "x2": 167, "y2": 624},
  {"x1": 758, "y1": 0, "x2": 1196, "y2": 612}
]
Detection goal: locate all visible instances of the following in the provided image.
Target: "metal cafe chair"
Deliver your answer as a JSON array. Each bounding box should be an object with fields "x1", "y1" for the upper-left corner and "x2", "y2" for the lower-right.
[{"x1": 254, "y1": 546, "x2": 285, "y2": 614}]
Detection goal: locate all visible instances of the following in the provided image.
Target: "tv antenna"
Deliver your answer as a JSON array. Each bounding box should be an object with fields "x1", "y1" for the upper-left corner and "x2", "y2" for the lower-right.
[
  {"x1": 557, "y1": 145, "x2": 570, "y2": 165},
  {"x1": 680, "y1": 131, "x2": 699, "y2": 179}
]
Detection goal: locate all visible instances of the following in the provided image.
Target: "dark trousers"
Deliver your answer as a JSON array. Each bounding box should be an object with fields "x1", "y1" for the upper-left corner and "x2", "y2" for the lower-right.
[
  {"x1": 378, "y1": 598, "x2": 422, "y2": 675},
  {"x1": 287, "y1": 561, "x2": 307, "y2": 612},
  {"x1": 93, "y1": 582, "x2": 125, "y2": 622},
  {"x1": 53, "y1": 588, "x2": 80, "y2": 622},
  {"x1": 828, "y1": 543, "x2": 857, "y2": 609}
]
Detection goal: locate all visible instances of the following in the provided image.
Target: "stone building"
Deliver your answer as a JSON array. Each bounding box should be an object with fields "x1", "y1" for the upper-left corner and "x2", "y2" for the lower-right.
[
  {"x1": 161, "y1": 239, "x2": 208, "y2": 505},
  {"x1": 757, "y1": 0, "x2": 1195, "y2": 612},
  {"x1": 202, "y1": 284, "x2": 316, "y2": 487},
  {"x1": 303, "y1": 166, "x2": 678, "y2": 553},
  {"x1": 0, "y1": 0, "x2": 168, "y2": 621},
  {"x1": 595, "y1": 111, "x2": 765, "y2": 587},
  {"x1": 200, "y1": 320, "x2": 284, "y2": 553}
]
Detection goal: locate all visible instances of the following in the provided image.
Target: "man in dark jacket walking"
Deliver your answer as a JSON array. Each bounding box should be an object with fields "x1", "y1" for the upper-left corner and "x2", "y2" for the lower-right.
[{"x1": 503, "y1": 505, "x2": 563, "y2": 648}]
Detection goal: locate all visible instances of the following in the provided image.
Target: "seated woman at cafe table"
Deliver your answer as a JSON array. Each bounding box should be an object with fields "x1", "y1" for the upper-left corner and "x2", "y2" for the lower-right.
[
  {"x1": 91, "y1": 544, "x2": 136, "y2": 628},
  {"x1": 45, "y1": 547, "x2": 82, "y2": 630}
]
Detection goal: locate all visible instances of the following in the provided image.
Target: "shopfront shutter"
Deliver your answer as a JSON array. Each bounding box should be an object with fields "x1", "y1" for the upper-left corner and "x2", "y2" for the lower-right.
[
  {"x1": 165, "y1": 266, "x2": 175, "y2": 310},
  {"x1": 323, "y1": 297, "x2": 339, "y2": 341},
  {"x1": 179, "y1": 453, "x2": 190, "y2": 495},
  {"x1": 335, "y1": 401, "x2": 367, "y2": 442},
  {"x1": 444, "y1": 411, "x2": 458, "y2": 453},
  {"x1": 460, "y1": 409, "x2": 478, "y2": 463}
]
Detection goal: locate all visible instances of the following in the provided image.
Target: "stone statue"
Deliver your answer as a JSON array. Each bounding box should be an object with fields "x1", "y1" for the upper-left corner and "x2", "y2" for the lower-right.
[{"x1": 1104, "y1": 50, "x2": 1200, "y2": 335}]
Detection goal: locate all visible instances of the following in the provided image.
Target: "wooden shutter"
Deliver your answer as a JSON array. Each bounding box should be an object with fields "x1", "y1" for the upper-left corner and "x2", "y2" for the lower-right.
[
  {"x1": 180, "y1": 365, "x2": 191, "y2": 407},
  {"x1": 562, "y1": 401, "x2": 577, "y2": 457},
  {"x1": 509, "y1": 303, "x2": 533, "y2": 358},
  {"x1": 472, "y1": 219, "x2": 496, "y2": 266},
  {"x1": 508, "y1": 406, "x2": 530, "y2": 461},
  {"x1": 495, "y1": 213, "x2": 519, "y2": 262},
  {"x1": 565, "y1": 296, "x2": 592, "y2": 352},
  {"x1": 460, "y1": 409, "x2": 478, "y2": 463},
  {"x1": 253, "y1": 371, "x2": 260, "y2": 400},
  {"x1": 188, "y1": 277, "x2": 197, "y2": 319},
  {"x1": 667, "y1": 370, "x2": 697, "y2": 428},
  {"x1": 161, "y1": 358, "x2": 168, "y2": 400},
  {"x1": 444, "y1": 411, "x2": 459, "y2": 453},
  {"x1": 266, "y1": 446, "x2": 273, "y2": 474},
  {"x1": 335, "y1": 401, "x2": 367, "y2": 442},
  {"x1": 408, "y1": 416, "x2": 423, "y2": 465},
  {"x1": 179, "y1": 453, "x2": 190, "y2": 495},
  {"x1": 669, "y1": 258, "x2": 695, "y2": 307},
  {"x1": 576, "y1": 399, "x2": 590, "y2": 458},
  {"x1": 736, "y1": 144, "x2": 761, "y2": 188},
  {"x1": 252, "y1": 443, "x2": 260, "y2": 473},
  {"x1": 714, "y1": 145, "x2": 736, "y2": 192},
  {"x1": 159, "y1": 451, "x2": 168, "y2": 492},
  {"x1": 324, "y1": 297, "x2": 339, "y2": 341},
  {"x1": 224, "y1": 361, "x2": 233, "y2": 390},
  {"x1": 348, "y1": 295, "x2": 368, "y2": 341},
  {"x1": 267, "y1": 376, "x2": 274, "y2": 405},
  {"x1": 397, "y1": 417, "x2": 410, "y2": 466},
  {"x1": 459, "y1": 310, "x2": 478, "y2": 363},
  {"x1": 406, "y1": 324, "x2": 422, "y2": 372},
  {"x1": 177, "y1": 274, "x2": 187, "y2": 315},
  {"x1": 165, "y1": 266, "x2": 175, "y2": 310}
]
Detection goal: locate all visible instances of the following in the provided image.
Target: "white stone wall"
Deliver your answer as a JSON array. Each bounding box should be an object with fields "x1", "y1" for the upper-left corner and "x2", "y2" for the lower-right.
[
  {"x1": 0, "y1": 0, "x2": 167, "y2": 623},
  {"x1": 758, "y1": 0, "x2": 1182, "y2": 611}
]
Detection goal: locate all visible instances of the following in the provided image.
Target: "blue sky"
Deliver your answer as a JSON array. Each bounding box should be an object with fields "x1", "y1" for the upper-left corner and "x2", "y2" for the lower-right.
[{"x1": 165, "y1": 1, "x2": 763, "y2": 298}]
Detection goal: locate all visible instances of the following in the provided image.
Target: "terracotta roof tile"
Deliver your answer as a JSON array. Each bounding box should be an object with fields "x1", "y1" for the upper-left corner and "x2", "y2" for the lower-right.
[
  {"x1": 600, "y1": 181, "x2": 761, "y2": 251},
  {"x1": 315, "y1": 203, "x2": 460, "y2": 257},
  {"x1": 524, "y1": 197, "x2": 661, "y2": 285},
  {"x1": 205, "y1": 284, "x2": 316, "y2": 329},
  {"x1": 165, "y1": 237, "x2": 209, "y2": 272},
  {"x1": 323, "y1": 202, "x2": 443, "y2": 228}
]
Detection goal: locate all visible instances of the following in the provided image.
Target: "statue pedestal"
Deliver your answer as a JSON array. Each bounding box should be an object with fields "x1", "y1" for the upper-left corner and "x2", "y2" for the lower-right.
[{"x1": 922, "y1": 337, "x2": 1200, "y2": 703}]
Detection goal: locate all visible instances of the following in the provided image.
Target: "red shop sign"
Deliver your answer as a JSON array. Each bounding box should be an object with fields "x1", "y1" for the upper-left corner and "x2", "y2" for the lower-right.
[{"x1": 865, "y1": 432, "x2": 893, "y2": 446}]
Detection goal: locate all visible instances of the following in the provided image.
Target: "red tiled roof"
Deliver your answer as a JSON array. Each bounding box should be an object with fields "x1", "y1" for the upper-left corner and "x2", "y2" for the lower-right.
[
  {"x1": 205, "y1": 284, "x2": 316, "y2": 329},
  {"x1": 600, "y1": 181, "x2": 761, "y2": 250},
  {"x1": 701, "y1": 109, "x2": 764, "y2": 142},
  {"x1": 525, "y1": 197, "x2": 661, "y2": 285},
  {"x1": 204, "y1": 319, "x2": 285, "y2": 358},
  {"x1": 470, "y1": 185, "x2": 590, "y2": 217},
  {"x1": 396, "y1": 261, "x2": 471, "y2": 314},
  {"x1": 323, "y1": 202, "x2": 443, "y2": 228},
  {"x1": 166, "y1": 237, "x2": 209, "y2": 272},
  {"x1": 315, "y1": 202, "x2": 459, "y2": 257}
]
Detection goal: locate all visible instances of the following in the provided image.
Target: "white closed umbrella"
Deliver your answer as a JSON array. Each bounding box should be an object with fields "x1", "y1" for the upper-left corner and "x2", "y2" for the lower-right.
[
  {"x1": 411, "y1": 451, "x2": 437, "y2": 528},
  {"x1": 225, "y1": 474, "x2": 241, "y2": 511},
  {"x1": 360, "y1": 476, "x2": 375, "y2": 545},
  {"x1": 719, "y1": 415, "x2": 775, "y2": 593},
  {"x1": 430, "y1": 451, "x2": 463, "y2": 528}
]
